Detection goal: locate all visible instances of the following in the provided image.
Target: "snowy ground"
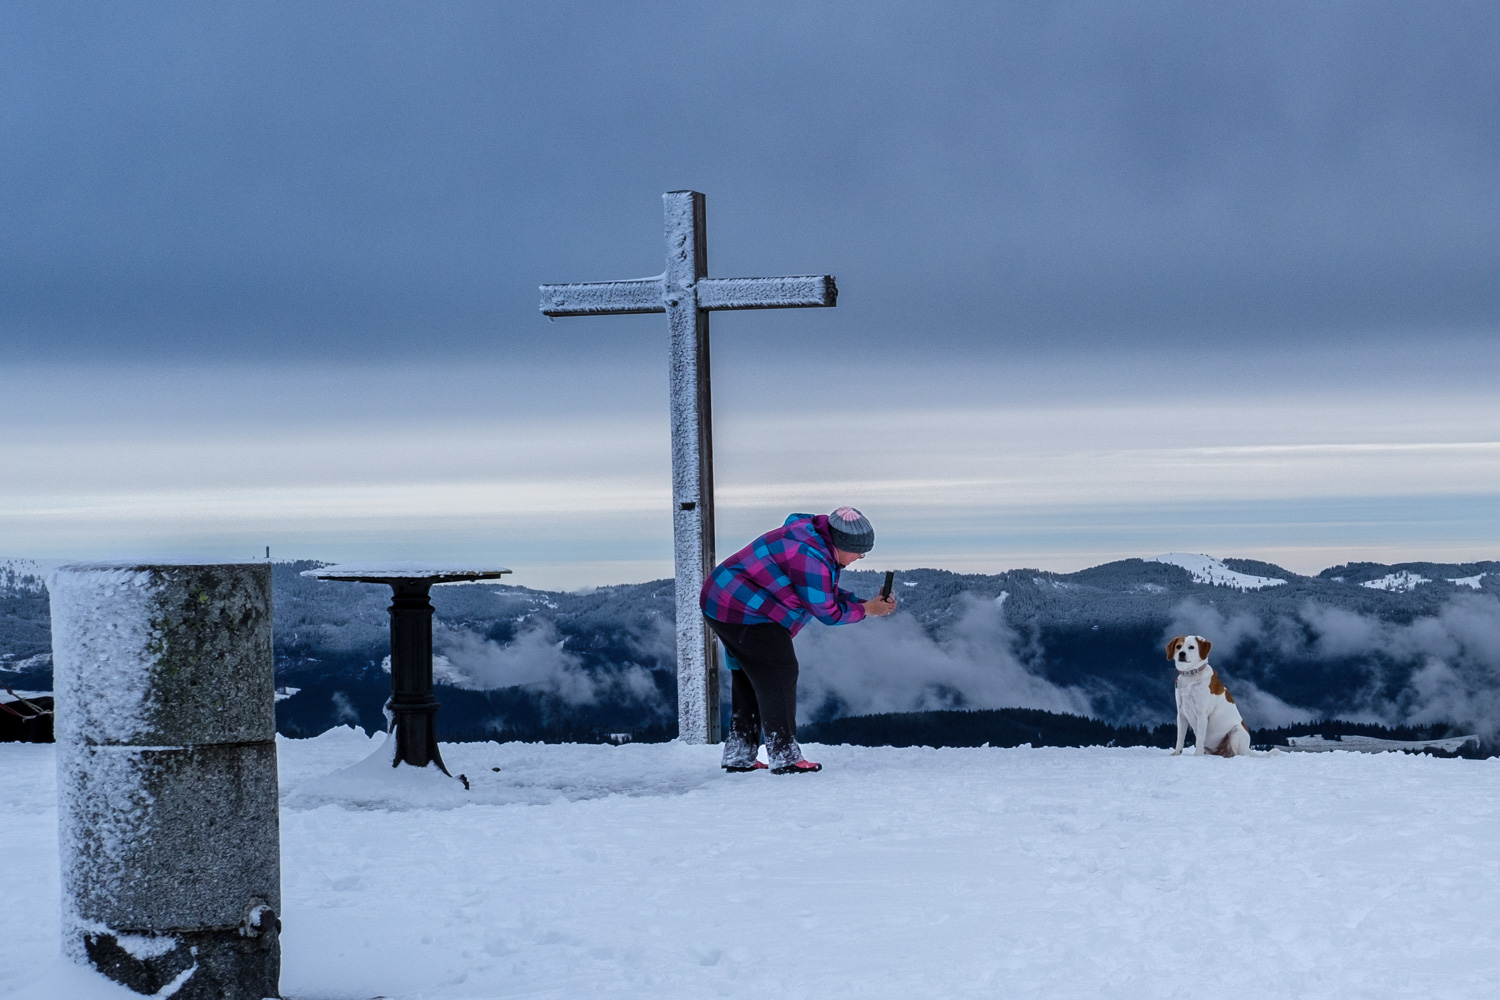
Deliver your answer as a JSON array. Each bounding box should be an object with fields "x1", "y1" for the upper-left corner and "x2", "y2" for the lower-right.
[{"x1": 4, "y1": 731, "x2": 1500, "y2": 1000}]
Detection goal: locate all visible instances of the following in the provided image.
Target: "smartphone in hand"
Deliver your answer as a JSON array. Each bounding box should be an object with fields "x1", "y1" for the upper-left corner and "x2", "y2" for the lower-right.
[{"x1": 880, "y1": 571, "x2": 895, "y2": 600}]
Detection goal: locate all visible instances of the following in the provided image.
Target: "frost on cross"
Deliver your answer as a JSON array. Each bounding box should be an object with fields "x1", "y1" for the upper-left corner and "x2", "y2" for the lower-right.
[{"x1": 540, "y1": 190, "x2": 837, "y2": 744}]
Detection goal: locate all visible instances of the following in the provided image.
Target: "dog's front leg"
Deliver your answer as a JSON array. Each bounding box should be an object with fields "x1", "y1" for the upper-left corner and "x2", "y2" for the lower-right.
[
  {"x1": 1172, "y1": 707, "x2": 1186, "y2": 755},
  {"x1": 1192, "y1": 711, "x2": 1211, "y2": 755}
]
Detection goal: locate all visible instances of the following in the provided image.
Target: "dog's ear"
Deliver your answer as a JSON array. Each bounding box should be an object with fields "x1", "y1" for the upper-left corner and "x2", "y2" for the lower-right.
[
  {"x1": 1166, "y1": 636, "x2": 1184, "y2": 660},
  {"x1": 1198, "y1": 637, "x2": 1212, "y2": 660}
]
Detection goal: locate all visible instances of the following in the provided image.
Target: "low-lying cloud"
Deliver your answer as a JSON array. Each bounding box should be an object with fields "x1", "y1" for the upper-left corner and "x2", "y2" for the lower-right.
[
  {"x1": 1168, "y1": 593, "x2": 1500, "y2": 735},
  {"x1": 385, "y1": 618, "x2": 669, "y2": 714},
  {"x1": 331, "y1": 690, "x2": 361, "y2": 727},
  {"x1": 794, "y1": 594, "x2": 1092, "y2": 722}
]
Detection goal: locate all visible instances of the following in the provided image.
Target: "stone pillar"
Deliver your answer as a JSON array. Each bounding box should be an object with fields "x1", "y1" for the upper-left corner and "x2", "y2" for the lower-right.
[{"x1": 49, "y1": 563, "x2": 280, "y2": 1000}]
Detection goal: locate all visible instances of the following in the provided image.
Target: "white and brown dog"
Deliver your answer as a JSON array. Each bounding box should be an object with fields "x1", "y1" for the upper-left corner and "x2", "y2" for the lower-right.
[{"x1": 1167, "y1": 635, "x2": 1255, "y2": 757}]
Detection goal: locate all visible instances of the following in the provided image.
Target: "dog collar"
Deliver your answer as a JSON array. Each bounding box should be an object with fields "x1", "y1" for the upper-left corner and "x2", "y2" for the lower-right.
[{"x1": 1175, "y1": 663, "x2": 1209, "y2": 679}]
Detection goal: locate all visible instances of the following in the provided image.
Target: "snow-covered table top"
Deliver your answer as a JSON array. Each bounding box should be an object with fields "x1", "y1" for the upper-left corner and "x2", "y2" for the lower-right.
[{"x1": 302, "y1": 563, "x2": 512, "y2": 585}]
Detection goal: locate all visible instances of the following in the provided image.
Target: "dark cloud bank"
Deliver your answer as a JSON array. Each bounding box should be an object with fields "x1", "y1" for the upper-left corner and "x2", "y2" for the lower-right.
[{"x1": 5, "y1": 1, "x2": 1500, "y2": 365}]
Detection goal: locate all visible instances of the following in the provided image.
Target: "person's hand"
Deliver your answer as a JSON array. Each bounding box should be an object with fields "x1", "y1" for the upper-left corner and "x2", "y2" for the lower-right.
[{"x1": 863, "y1": 594, "x2": 897, "y2": 617}]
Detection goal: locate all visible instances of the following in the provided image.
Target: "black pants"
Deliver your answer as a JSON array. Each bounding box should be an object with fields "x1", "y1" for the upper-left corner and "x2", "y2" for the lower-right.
[{"x1": 703, "y1": 616, "x2": 803, "y2": 769}]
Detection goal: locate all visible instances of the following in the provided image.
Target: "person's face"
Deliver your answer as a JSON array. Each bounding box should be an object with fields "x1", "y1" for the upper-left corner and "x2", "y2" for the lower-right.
[{"x1": 834, "y1": 548, "x2": 865, "y2": 567}]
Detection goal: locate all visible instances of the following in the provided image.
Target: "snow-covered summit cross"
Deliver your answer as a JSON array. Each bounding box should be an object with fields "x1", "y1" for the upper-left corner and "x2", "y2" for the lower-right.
[{"x1": 541, "y1": 191, "x2": 837, "y2": 744}]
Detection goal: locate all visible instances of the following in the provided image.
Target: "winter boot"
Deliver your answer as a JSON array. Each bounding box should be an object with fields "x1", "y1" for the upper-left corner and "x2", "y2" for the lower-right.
[
  {"x1": 771, "y1": 759, "x2": 822, "y2": 774},
  {"x1": 723, "y1": 760, "x2": 768, "y2": 773}
]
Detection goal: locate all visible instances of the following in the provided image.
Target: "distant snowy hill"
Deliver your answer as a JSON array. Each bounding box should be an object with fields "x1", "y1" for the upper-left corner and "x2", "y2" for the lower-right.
[
  {"x1": 1360, "y1": 569, "x2": 1432, "y2": 592},
  {"x1": 6, "y1": 555, "x2": 1500, "y2": 741},
  {"x1": 1148, "y1": 552, "x2": 1286, "y2": 590},
  {"x1": 0, "y1": 559, "x2": 46, "y2": 595}
]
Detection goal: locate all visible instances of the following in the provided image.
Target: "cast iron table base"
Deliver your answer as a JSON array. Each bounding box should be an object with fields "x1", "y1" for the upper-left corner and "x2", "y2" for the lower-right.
[{"x1": 303, "y1": 564, "x2": 512, "y2": 773}]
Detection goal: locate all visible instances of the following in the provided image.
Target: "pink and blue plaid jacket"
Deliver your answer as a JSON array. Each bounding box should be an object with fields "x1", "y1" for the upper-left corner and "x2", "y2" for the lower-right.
[{"x1": 700, "y1": 513, "x2": 867, "y2": 637}]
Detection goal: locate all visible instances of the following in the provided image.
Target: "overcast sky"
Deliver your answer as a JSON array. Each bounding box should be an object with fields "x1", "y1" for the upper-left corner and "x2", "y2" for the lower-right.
[{"x1": 5, "y1": 2, "x2": 1500, "y2": 587}]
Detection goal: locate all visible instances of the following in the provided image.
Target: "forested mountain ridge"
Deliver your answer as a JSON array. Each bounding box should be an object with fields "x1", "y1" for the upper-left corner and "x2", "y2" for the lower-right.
[{"x1": 5, "y1": 555, "x2": 1500, "y2": 742}]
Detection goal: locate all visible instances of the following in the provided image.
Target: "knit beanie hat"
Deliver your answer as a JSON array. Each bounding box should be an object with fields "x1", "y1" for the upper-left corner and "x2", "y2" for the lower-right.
[{"x1": 827, "y1": 506, "x2": 875, "y2": 553}]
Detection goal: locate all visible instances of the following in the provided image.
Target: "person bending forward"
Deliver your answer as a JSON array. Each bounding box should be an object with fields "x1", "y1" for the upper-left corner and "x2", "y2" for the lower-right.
[{"x1": 700, "y1": 506, "x2": 896, "y2": 774}]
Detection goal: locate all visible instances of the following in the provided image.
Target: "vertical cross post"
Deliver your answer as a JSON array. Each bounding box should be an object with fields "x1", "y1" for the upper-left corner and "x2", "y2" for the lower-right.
[
  {"x1": 663, "y1": 191, "x2": 719, "y2": 744},
  {"x1": 541, "y1": 191, "x2": 837, "y2": 744}
]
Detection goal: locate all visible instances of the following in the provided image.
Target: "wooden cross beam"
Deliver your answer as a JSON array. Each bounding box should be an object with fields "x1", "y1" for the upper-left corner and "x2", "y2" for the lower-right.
[{"x1": 540, "y1": 191, "x2": 837, "y2": 744}]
